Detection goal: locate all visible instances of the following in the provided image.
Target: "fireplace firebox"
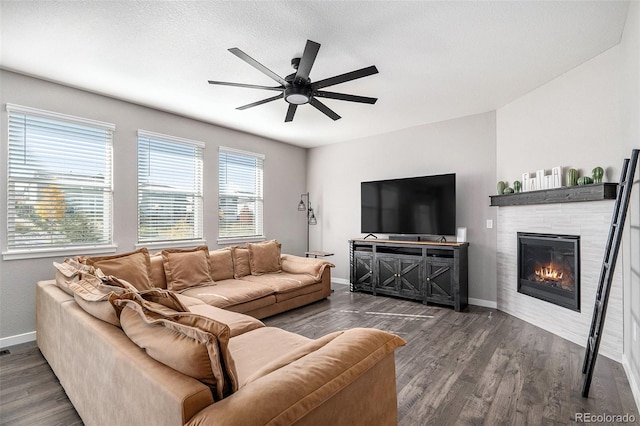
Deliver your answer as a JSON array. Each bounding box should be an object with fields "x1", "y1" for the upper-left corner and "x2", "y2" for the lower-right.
[{"x1": 517, "y1": 232, "x2": 580, "y2": 311}]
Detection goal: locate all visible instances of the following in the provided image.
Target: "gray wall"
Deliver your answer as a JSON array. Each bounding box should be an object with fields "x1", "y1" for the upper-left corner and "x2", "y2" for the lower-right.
[
  {"x1": 307, "y1": 111, "x2": 498, "y2": 305},
  {"x1": 0, "y1": 70, "x2": 308, "y2": 344}
]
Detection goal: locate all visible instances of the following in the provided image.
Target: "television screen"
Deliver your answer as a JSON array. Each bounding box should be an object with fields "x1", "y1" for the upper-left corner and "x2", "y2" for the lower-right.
[{"x1": 361, "y1": 173, "x2": 456, "y2": 236}]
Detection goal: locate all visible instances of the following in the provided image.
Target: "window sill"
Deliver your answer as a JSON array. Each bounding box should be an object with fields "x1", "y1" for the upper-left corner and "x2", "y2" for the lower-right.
[
  {"x1": 217, "y1": 236, "x2": 266, "y2": 246},
  {"x1": 2, "y1": 245, "x2": 118, "y2": 261},
  {"x1": 134, "y1": 240, "x2": 207, "y2": 251}
]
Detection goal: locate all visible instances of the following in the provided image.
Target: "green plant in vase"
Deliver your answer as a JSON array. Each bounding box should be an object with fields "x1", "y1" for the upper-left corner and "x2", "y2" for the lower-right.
[
  {"x1": 513, "y1": 180, "x2": 522, "y2": 193},
  {"x1": 566, "y1": 168, "x2": 578, "y2": 186},
  {"x1": 592, "y1": 166, "x2": 604, "y2": 183},
  {"x1": 577, "y1": 176, "x2": 593, "y2": 185}
]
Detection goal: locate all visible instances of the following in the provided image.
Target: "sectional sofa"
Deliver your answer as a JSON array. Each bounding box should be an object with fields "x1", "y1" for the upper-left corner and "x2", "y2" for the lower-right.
[{"x1": 37, "y1": 241, "x2": 406, "y2": 425}]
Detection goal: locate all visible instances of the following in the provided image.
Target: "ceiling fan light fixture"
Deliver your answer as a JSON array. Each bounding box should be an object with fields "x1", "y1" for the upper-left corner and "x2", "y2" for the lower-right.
[{"x1": 284, "y1": 85, "x2": 311, "y2": 105}]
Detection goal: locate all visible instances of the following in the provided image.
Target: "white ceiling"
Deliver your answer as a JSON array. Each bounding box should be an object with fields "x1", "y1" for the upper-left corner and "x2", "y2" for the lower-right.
[{"x1": 0, "y1": 1, "x2": 630, "y2": 148}]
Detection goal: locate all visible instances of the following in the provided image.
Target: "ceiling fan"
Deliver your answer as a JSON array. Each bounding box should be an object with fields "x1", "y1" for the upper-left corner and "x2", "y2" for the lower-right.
[{"x1": 208, "y1": 39, "x2": 378, "y2": 122}]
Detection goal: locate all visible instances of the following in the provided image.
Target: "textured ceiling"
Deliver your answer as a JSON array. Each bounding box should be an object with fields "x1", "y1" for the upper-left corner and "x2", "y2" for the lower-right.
[{"x1": 0, "y1": 1, "x2": 630, "y2": 148}]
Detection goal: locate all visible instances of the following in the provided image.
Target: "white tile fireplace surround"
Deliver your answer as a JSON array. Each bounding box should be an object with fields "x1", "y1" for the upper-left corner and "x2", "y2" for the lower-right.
[{"x1": 497, "y1": 200, "x2": 623, "y2": 361}]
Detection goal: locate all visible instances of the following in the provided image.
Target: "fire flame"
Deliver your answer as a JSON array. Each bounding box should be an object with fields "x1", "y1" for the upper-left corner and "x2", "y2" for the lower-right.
[{"x1": 535, "y1": 265, "x2": 563, "y2": 280}]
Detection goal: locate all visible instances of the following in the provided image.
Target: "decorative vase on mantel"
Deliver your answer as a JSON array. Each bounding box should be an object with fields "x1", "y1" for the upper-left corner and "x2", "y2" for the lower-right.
[
  {"x1": 592, "y1": 166, "x2": 604, "y2": 183},
  {"x1": 566, "y1": 169, "x2": 578, "y2": 187}
]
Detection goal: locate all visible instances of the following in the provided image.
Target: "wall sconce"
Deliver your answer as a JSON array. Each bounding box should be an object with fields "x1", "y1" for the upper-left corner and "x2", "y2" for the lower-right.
[{"x1": 298, "y1": 192, "x2": 317, "y2": 252}]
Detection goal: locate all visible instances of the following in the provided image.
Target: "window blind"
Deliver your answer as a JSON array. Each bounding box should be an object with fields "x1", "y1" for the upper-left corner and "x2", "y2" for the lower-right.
[
  {"x1": 6, "y1": 104, "x2": 114, "y2": 251},
  {"x1": 218, "y1": 147, "x2": 264, "y2": 240},
  {"x1": 137, "y1": 130, "x2": 204, "y2": 243}
]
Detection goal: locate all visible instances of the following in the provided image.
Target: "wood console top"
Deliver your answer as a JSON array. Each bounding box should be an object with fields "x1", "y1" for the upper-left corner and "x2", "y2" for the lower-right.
[{"x1": 350, "y1": 238, "x2": 469, "y2": 247}]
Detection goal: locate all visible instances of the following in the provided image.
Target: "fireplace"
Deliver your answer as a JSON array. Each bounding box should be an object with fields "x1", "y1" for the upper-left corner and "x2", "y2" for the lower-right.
[{"x1": 517, "y1": 232, "x2": 580, "y2": 311}]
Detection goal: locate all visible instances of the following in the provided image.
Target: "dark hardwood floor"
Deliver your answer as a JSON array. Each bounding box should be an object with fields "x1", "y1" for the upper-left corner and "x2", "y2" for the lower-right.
[{"x1": 1, "y1": 284, "x2": 638, "y2": 425}]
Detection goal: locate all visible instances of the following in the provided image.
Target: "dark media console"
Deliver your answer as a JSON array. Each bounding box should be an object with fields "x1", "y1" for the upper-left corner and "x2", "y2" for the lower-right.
[{"x1": 349, "y1": 238, "x2": 469, "y2": 311}]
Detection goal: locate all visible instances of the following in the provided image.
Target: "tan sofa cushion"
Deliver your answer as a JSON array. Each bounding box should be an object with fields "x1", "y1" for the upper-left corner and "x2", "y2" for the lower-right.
[
  {"x1": 228, "y1": 327, "x2": 312, "y2": 387},
  {"x1": 69, "y1": 273, "x2": 136, "y2": 326},
  {"x1": 187, "y1": 304, "x2": 265, "y2": 338},
  {"x1": 115, "y1": 297, "x2": 238, "y2": 400},
  {"x1": 149, "y1": 252, "x2": 168, "y2": 289},
  {"x1": 180, "y1": 280, "x2": 274, "y2": 309},
  {"x1": 83, "y1": 248, "x2": 154, "y2": 291},
  {"x1": 231, "y1": 246, "x2": 251, "y2": 278},
  {"x1": 247, "y1": 240, "x2": 282, "y2": 275},
  {"x1": 162, "y1": 246, "x2": 214, "y2": 292},
  {"x1": 280, "y1": 254, "x2": 335, "y2": 281},
  {"x1": 242, "y1": 272, "x2": 319, "y2": 293},
  {"x1": 208, "y1": 248, "x2": 234, "y2": 281},
  {"x1": 187, "y1": 328, "x2": 405, "y2": 426},
  {"x1": 53, "y1": 258, "x2": 95, "y2": 296}
]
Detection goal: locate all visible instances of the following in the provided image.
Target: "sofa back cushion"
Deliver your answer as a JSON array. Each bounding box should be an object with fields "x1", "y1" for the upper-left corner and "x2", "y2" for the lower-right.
[
  {"x1": 247, "y1": 240, "x2": 282, "y2": 275},
  {"x1": 208, "y1": 248, "x2": 234, "y2": 281},
  {"x1": 114, "y1": 296, "x2": 238, "y2": 400},
  {"x1": 161, "y1": 246, "x2": 214, "y2": 292},
  {"x1": 83, "y1": 248, "x2": 154, "y2": 291},
  {"x1": 68, "y1": 272, "x2": 137, "y2": 326},
  {"x1": 231, "y1": 246, "x2": 251, "y2": 279},
  {"x1": 149, "y1": 252, "x2": 168, "y2": 289}
]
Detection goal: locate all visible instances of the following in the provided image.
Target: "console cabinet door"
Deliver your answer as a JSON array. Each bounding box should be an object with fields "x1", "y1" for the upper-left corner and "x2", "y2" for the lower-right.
[
  {"x1": 397, "y1": 257, "x2": 422, "y2": 300},
  {"x1": 353, "y1": 252, "x2": 374, "y2": 292},
  {"x1": 375, "y1": 256, "x2": 398, "y2": 296},
  {"x1": 375, "y1": 255, "x2": 422, "y2": 300},
  {"x1": 425, "y1": 258, "x2": 455, "y2": 305}
]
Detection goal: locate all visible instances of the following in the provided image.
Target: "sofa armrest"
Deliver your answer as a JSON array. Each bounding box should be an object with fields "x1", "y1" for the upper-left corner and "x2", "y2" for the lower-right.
[
  {"x1": 187, "y1": 328, "x2": 405, "y2": 426},
  {"x1": 280, "y1": 254, "x2": 334, "y2": 280}
]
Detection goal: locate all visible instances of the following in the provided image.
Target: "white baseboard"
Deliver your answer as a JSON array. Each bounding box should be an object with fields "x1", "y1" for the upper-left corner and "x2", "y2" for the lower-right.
[
  {"x1": 332, "y1": 278, "x2": 497, "y2": 309},
  {"x1": 1, "y1": 331, "x2": 36, "y2": 349},
  {"x1": 622, "y1": 354, "x2": 640, "y2": 412},
  {"x1": 332, "y1": 278, "x2": 350, "y2": 285},
  {"x1": 469, "y1": 298, "x2": 498, "y2": 309}
]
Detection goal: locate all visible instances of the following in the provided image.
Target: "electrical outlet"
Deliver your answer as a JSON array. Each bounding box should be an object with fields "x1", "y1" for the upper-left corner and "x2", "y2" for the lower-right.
[{"x1": 486, "y1": 219, "x2": 493, "y2": 229}]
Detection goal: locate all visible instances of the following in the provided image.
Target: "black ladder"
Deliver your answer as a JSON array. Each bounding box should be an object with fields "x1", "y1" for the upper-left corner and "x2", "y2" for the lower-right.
[{"x1": 582, "y1": 149, "x2": 639, "y2": 397}]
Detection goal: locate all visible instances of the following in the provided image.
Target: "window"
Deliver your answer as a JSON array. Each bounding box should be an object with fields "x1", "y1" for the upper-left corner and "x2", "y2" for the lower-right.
[
  {"x1": 6, "y1": 104, "x2": 114, "y2": 255},
  {"x1": 218, "y1": 147, "x2": 264, "y2": 241},
  {"x1": 137, "y1": 130, "x2": 204, "y2": 244}
]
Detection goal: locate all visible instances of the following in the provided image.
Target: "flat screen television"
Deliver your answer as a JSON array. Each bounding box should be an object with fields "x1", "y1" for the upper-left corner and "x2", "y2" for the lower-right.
[{"x1": 361, "y1": 173, "x2": 456, "y2": 236}]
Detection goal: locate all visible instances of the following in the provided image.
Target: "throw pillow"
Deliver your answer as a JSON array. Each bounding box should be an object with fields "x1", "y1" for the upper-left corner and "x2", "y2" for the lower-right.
[
  {"x1": 208, "y1": 248, "x2": 235, "y2": 281},
  {"x1": 149, "y1": 251, "x2": 168, "y2": 289},
  {"x1": 230, "y1": 246, "x2": 251, "y2": 279},
  {"x1": 83, "y1": 248, "x2": 154, "y2": 291},
  {"x1": 247, "y1": 240, "x2": 282, "y2": 275},
  {"x1": 161, "y1": 246, "x2": 214, "y2": 292},
  {"x1": 53, "y1": 257, "x2": 95, "y2": 296},
  {"x1": 69, "y1": 272, "x2": 137, "y2": 326},
  {"x1": 115, "y1": 297, "x2": 238, "y2": 400}
]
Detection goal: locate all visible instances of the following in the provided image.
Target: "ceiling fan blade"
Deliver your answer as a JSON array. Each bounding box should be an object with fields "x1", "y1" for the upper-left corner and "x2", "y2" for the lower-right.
[
  {"x1": 236, "y1": 94, "x2": 284, "y2": 110},
  {"x1": 285, "y1": 104, "x2": 297, "y2": 122},
  {"x1": 228, "y1": 47, "x2": 288, "y2": 86},
  {"x1": 314, "y1": 91, "x2": 377, "y2": 104},
  {"x1": 208, "y1": 80, "x2": 284, "y2": 91},
  {"x1": 295, "y1": 40, "x2": 320, "y2": 83},
  {"x1": 312, "y1": 65, "x2": 379, "y2": 90},
  {"x1": 309, "y1": 98, "x2": 341, "y2": 121}
]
